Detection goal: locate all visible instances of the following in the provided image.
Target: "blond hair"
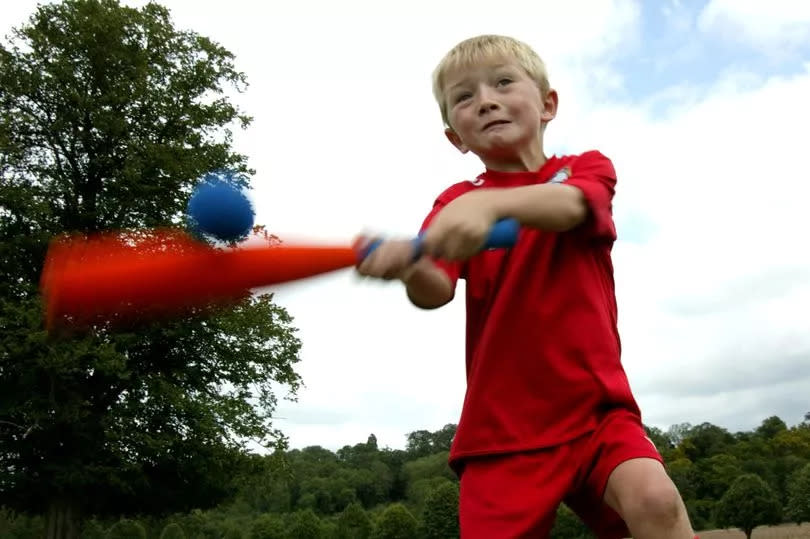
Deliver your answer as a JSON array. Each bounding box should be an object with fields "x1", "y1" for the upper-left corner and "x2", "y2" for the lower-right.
[{"x1": 431, "y1": 34, "x2": 550, "y2": 128}]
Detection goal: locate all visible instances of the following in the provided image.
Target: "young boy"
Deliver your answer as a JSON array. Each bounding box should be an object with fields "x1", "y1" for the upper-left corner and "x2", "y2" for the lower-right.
[{"x1": 356, "y1": 35, "x2": 697, "y2": 539}]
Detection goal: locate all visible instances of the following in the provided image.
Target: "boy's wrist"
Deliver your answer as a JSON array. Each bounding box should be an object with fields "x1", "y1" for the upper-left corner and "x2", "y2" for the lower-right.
[
  {"x1": 485, "y1": 187, "x2": 518, "y2": 220},
  {"x1": 399, "y1": 265, "x2": 416, "y2": 283},
  {"x1": 398, "y1": 257, "x2": 426, "y2": 284}
]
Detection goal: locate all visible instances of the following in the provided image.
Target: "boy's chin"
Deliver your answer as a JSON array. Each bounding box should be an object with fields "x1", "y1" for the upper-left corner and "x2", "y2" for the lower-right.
[
  {"x1": 475, "y1": 135, "x2": 541, "y2": 157},
  {"x1": 474, "y1": 145, "x2": 522, "y2": 160}
]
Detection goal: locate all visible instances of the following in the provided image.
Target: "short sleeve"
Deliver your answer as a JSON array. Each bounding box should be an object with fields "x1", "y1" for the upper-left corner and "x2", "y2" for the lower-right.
[
  {"x1": 419, "y1": 195, "x2": 464, "y2": 287},
  {"x1": 563, "y1": 151, "x2": 617, "y2": 241}
]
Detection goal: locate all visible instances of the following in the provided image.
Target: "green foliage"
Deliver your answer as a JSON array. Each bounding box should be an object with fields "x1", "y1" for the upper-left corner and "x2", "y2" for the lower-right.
[
  {"x1": 231, "y1": 452, "x2": 294, "y2": 515},
  {"x1": 406, "y1": 477, "x2": 453, "y2": 515},
  {"x1": 405, "y1": 430, "x2": 435, "y2": 458},
  {"x1": 81, "y1": 519, "x2": 107, "y2": 539},
  {"x1": 421, "y1": 481, "x2": 459, "y2": 539},
  {"x1": 406, "y1": 424, "x2": 456, "y2": 458},
  {"x1": 667, "y1": 422, "x2": 693, "y2": 446},
  {"x1": 284, "y1": 510, "x2": 322, "y2": 539},
  {"x1": 282, "y1": 444, "x2": 396, "y2": 513},
  {"x1": 1, "y1": 6, "x2": 803, "y2": 539},
  {"x1": 430, "y1": 424, "x2": 457, "y2": 453},
  {"x1": 772, "y1": 427, "x2": 810, "y2": 460},
  {"x1": 249, "y1": 514, "x2": 285, "y2": 539},
  {"x1": 336, "y1": 502, "x2": 372, "y2": 539},
  {"x1": 372, "y1": 503, "x2": 419, "y2": 539},
  {"x1": 685, "y1": 499, "x2": 716, "y2": 532},
  {"x1": 207, "y1": 417, "x2": 809, "y2": 536},
  {"x1": 786, "y1": 463, "x2": 810, "y2": 524},
  {"x1": 644, "y1": 424, "x2": 673, "y2": 453},
  {"x1": 680, "y1": 423, "x2": 735, "y2": 461},
  {"x1": 757, "y1": 416, "x2": 788, "y2": 439},
  {"x1": 667, "y1": 458, "x2": 698, "y2": 500},
  {"x1": 403, "y1": 451, "x2": 456, "y2": 483},
  {"x1": 0, "y1": 507, "x2": 45, "y2": 539},
  {"x1": 550, "y1": 504, "x2": 593, "y2": 538},
  {"x1": 3, "y1": 414, "x2": 808, "y2": 537},
  {"x1": 105, "y1": 519, "x2": 147, "y2": 539},
  {"x1": 159, "y1": 522, "x2": 186, "y2": 539},
  {"x1": 715, "y1": 474, "x2": 782, "y2": 539},
  {"x1": 0, "y1": 1, "x2": 302, "y2": 535},
  {"x1": 696, "y1": 454, "x2": 743, "y2": 499},
  {"x1": 222, "y1": 524, "x2": 245, "y2": 539},
  {"x1": 320, "y1": 520, "x2": 339, "y2": 538},
  {"x1": 771, "y1": 455, "x2": 808, "y2": 505}
]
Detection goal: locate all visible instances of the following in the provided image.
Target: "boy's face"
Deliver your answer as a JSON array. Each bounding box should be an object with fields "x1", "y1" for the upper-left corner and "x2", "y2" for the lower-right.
[{"x1": 441, "y1": 56, "x2": 557, "y2": 168}]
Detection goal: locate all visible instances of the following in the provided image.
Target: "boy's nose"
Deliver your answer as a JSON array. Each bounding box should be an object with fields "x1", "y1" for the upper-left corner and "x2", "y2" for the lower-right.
[
  {"x1": 478, "y1": 98, "x2": 500, "y2": 114},
  {"x1": 477, "y1": 87, "x2": 500, "y2": 114}
]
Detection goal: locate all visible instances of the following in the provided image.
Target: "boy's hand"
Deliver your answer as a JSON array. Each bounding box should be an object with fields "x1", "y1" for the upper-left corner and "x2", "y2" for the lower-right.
[
  {"x1": 354, "y1": 237, "x2": 418, "y2": 281},
  {"x1": 421, "y1": 190, "x2": 499, "y2": 261}
]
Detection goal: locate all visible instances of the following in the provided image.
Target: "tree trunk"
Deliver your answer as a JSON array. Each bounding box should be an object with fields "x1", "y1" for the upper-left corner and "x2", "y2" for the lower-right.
[
  {"x1": 46, "y1": 498, "x2": 80, "y2": 539},
  {"x1": 745, "y1": 528, "x2": 752, "y2": 539}
]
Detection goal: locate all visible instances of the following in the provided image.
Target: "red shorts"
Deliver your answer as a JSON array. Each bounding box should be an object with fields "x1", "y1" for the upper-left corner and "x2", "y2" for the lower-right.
[{"x1": 457, "y1": 409, "x2": 662, "y2": 539}]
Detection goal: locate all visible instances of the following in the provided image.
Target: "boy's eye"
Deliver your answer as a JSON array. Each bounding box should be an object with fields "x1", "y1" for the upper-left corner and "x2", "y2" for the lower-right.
[
  {"x1": 497, "y1": 78, "x2": 513, "y2": 86},
  {"x1": 454, "y1": 93, "x2": 472, "y2": 104}
]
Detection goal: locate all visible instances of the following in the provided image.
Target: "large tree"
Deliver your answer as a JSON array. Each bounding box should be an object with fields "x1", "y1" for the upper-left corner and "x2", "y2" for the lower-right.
[
  {"x1": 715, "y1": 474, "x2": 782, "y2": 539},
  {"x1": 0, "y1": 1, "x2": 302, "y2": 537},
  {"x1": 786, "y1": 463, "x2": 810, "y2": 525},
  {"x1": 421, "y1": 481, "x2": 459, "y2": 539}
]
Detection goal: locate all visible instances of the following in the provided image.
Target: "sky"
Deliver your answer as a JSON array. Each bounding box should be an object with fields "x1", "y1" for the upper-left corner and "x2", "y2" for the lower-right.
[{"x1": 4, "y1": 0, "x2": 810, "y2": 452}]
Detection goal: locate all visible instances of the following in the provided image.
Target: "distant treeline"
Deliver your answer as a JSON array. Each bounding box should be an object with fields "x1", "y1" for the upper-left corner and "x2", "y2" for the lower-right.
[{"x1": 3, "y1": 415, "x2": 810, "y2": 538}]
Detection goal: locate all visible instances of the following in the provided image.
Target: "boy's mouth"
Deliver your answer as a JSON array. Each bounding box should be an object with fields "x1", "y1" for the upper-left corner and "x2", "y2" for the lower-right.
[{"x1": 482, "y1": 120, "x2": 510, "y2": 131}]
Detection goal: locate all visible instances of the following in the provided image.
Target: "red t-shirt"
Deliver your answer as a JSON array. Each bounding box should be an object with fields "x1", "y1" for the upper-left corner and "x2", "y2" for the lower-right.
[{"x1": 419, "y1": 150, "x2": 641, "y2": 469}]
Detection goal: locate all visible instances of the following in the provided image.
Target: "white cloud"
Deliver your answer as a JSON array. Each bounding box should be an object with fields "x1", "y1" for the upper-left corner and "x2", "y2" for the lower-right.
[
  {"x1": 191, "y1": 0, "x2": 647, "y2": 450},
  {"x1": 641, "y1": 375, "x2": 810, "y2": 433},
  {"x1": 572, "y1": 65, "x2": 810, "y2": 433},
  {"x1": 698, "y1": 0, "x2": 810, "y2": 50},
  {"x1": 6, "y1": 0, "x2": 809, "y2": 451}
]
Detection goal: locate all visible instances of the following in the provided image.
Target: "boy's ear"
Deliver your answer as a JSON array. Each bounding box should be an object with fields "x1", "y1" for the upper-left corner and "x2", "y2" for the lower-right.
[
  {"x1": 542, "y1": 89, "x2": 559, "y2": 123},
  {"x1": 445, "y1": 128, "x2": 469, "y2": 154}
]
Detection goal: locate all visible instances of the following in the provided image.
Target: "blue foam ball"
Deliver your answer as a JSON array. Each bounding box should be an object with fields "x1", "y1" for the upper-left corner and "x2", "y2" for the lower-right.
[{"x1": 187, "y1": 171, "x2": 255, "y2": 242}]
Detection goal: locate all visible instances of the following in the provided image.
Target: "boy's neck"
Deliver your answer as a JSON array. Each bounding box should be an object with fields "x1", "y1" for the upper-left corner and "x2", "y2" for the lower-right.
[{"x1": 480, "y1": 139, "x2": 547, "y2": 173}]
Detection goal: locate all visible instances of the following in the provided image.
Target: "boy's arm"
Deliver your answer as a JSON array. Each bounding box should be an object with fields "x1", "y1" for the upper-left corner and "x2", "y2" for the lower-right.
[
  {"x1": 420, "y1": 153, "x2": 616, "y2": 260},
  {"x1": 402, "y1": 188, "x2": 467, "y2": 309},
  {"x1": 354, "y1": 236, "x2": 455, "y2": 309},
  {"x1": 400, "y1": 257, "x2": 454, "y2": 309},
  {"x1": 486, "y1": 183, "x2": 588, "y2": 232},
  {"x1": 491, "y1": 152, "x2": 617, "y2": 237},
  {"x1": 489, "y1": 153, "x2": 617, "y2": 235},
  {"x1": 399, "y1": 184, "x2": 582, "y2": 308}
]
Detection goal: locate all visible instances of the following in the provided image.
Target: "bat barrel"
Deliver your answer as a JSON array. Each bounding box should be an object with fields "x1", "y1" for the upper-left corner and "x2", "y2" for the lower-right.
[{"x1": 41, "y1": 231, "x2": 360, "y2": 330}]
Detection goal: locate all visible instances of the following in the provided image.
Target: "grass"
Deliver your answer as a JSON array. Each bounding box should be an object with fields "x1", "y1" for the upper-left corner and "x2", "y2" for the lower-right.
[{"x1": 696, "y1": 524, "x2": 810, "y2": 538}]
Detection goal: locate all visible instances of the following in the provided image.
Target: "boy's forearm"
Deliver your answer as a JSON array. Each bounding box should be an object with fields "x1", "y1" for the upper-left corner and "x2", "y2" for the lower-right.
[
  {"x1": 401, "y1": 258, "x2": 454, "y2": 309},
  {"x1": 487, "y1": 184, "x2": 588, "y2": 232},
  {"x1": 397, "y1": 184, "x2": 583, "y2": 307}
]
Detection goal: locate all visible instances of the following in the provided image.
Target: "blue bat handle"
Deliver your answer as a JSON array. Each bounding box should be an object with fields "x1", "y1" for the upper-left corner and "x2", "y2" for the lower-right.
[
  {"x1": 360, "y1": 217, "x2": 519, "y2": 260},
  {"x1": 481, "y1": 217, "x2": 521, "y2": 249}
]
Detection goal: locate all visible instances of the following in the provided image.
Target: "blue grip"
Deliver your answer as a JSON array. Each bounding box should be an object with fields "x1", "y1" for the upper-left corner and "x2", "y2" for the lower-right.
[
  {"x1": 482, "y1": 217, "x2": 520, "y2": 249},
  {"x1": 360, "y1": 217, "x2": 519, "y2": 261}
]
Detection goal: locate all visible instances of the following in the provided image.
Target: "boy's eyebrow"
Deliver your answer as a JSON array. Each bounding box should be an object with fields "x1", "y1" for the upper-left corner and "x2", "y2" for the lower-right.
[
  {"x1": 445, "y1": 63, "x2": 519, "y2": 92},
  {"x1": 446, "y1": 78, "x2": 470, "y2": 93},
  {"x1": 490, "y1": 63, "x2": 521, "y2": 74}
]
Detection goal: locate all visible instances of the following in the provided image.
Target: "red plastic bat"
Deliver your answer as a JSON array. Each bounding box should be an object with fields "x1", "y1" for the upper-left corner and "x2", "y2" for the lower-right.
[
  {"x1": 40, "y1": 219, "x2": 519, "y2": 332},
  {"x1": 40, "y1": 229, "x2": 361, "y2": 331}
]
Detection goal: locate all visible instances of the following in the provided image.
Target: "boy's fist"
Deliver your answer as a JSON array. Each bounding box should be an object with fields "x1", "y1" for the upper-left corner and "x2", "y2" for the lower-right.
[
  {"x1": 354, "y1": 237, "x2": 418, "y2": 281},
  {"x1": 420, "y1": 190, "x2": 498, "y2": 261}
]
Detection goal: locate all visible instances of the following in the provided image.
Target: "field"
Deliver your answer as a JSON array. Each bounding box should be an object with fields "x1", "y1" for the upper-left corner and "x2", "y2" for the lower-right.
[{"x1": 695, "y1": 524, "x2": 810, "y2": 538}]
